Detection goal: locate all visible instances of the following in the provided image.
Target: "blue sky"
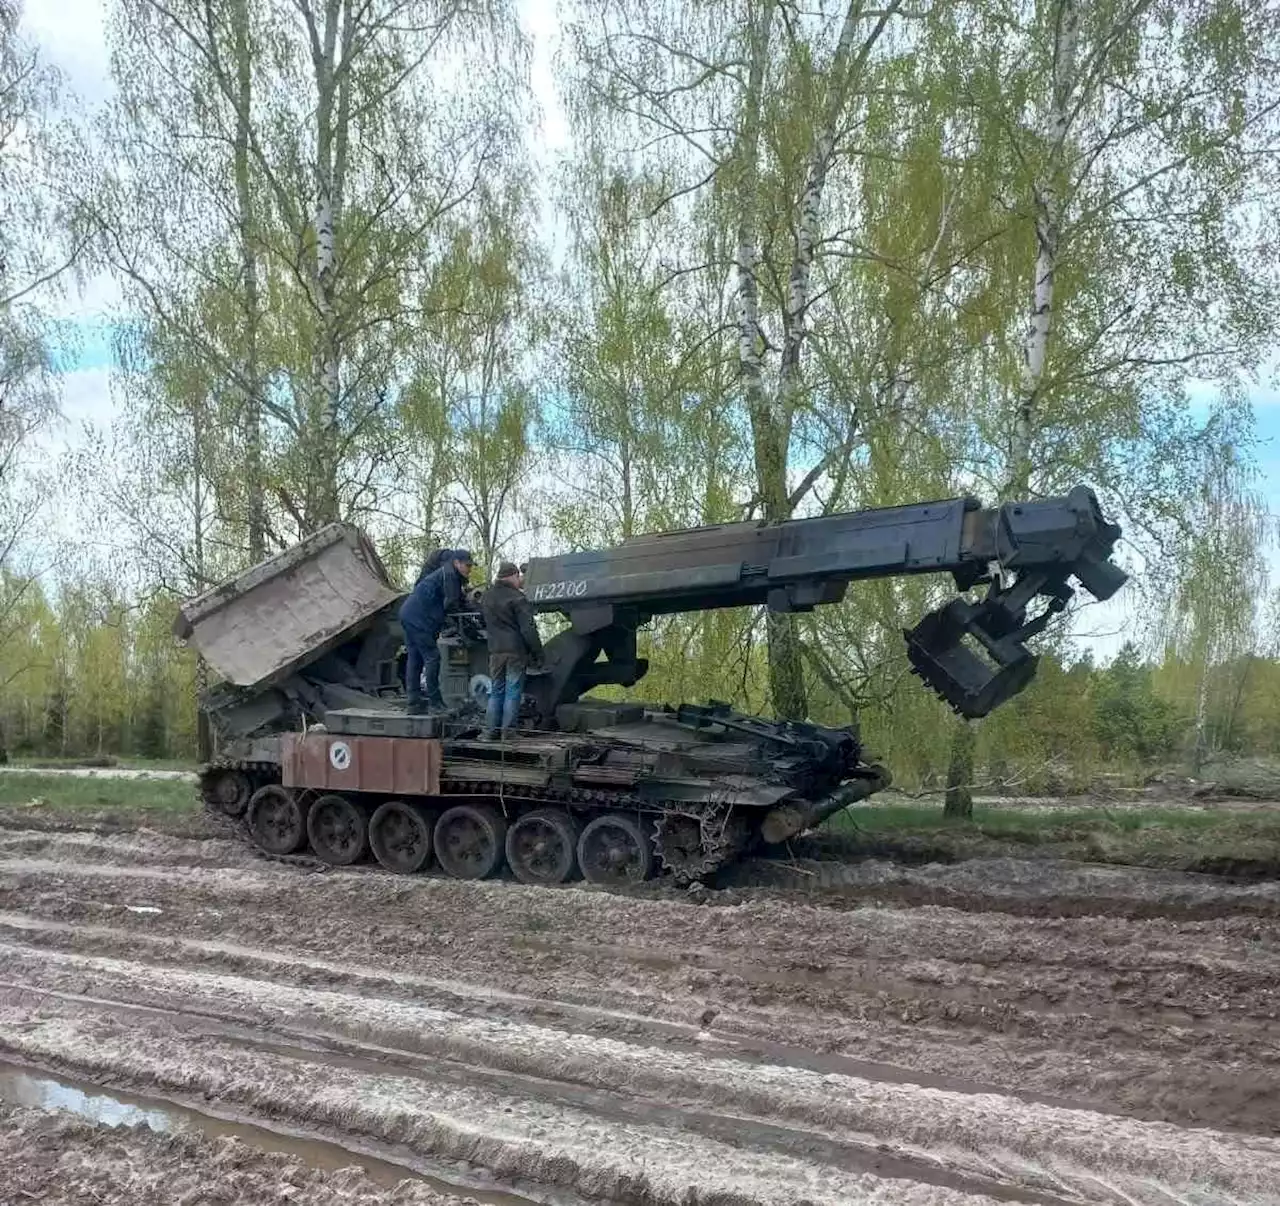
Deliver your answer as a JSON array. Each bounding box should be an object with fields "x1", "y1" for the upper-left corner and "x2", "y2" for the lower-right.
[
  {"x1": 1241, "y1": 405, "x2": 1280, "y2": 514},
  {"x1": 48, "y1": 318, "x2": 114, "y2": 373}
]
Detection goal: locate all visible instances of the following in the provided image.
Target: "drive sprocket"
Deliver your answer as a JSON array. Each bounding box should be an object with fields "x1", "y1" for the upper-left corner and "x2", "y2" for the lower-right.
[{"x1": 653, "y1": 803, "x2": 748, "y2": 886}]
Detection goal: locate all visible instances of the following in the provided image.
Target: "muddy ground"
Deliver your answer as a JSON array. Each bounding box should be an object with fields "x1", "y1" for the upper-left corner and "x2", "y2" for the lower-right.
[{"x1": 1, "y1": 820, "x2": 1278, "y2": 1205}]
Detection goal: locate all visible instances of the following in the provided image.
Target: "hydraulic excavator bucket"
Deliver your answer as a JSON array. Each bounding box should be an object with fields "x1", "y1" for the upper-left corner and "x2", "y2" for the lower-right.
[{"x1": 903, "y1": 597, "x2": 1041, "y2": 719}]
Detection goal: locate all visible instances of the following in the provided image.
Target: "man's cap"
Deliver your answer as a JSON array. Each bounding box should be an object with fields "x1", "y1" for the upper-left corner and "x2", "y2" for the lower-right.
[
  {"x1": 452, "y1": 549, "x2": 474, "y2": 564},
  {"x1": 496, "y1": 561, "x2": 520, "y2": 580}
]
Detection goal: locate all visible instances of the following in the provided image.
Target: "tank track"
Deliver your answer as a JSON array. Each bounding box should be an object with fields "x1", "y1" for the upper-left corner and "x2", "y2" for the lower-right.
[
  {"x1": 434, "y1": 778, "x2": 750, "y2": 885},
  {"x1": 196, "y1": 761, "x2": 758, "y2": 884},
  {"x1": 651, "y1": 804, "x2": 751, "y2": 885},
  {"x1": 197, "y1": 758, "x2": 331, "y2": 872}
]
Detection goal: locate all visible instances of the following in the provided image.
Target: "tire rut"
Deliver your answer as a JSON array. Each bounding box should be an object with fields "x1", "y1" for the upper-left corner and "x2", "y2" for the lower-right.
[{"x1": 0, "y1": 982, "x2": 1077, "y2": 1206}]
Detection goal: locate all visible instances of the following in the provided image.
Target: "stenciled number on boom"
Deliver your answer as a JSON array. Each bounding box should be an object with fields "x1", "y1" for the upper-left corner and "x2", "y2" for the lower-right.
[{"x1": 531, "y1": 579, "x2": 590, "y2": 602}]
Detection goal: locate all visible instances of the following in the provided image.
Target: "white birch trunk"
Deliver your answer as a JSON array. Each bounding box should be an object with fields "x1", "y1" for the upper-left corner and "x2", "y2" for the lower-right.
[
  {"x1": 778, "y1": 0, "x2": 862, "y2": 429},
  {"x1": 1012, "y1": 0, "x2": 1079, "y2": 496},
  {"x1": 753, "y1": 0, "x2": 900, "y2": 721},
  {"x1": 777, "y1": 0, "x2": 900, "y2": 456},
  {"x1": 315, "y1": 189, "x2": 339, "y2": 420},
  {"x1": 313, "y1": 177, "x2": 340, "y2": 527},
  {"x1": 733, "y1": 1, "x2": 814, "y2": 721},
  {"x1": 307, "y1": 0, "x2": 344, "y2": 529},
  {"x1": 232, "y1": 0, "x2": 264, "y2": 559},
  {"x1": 734, "y1": 0, "x2": 771, "y2": 476},
  {"x1": 1192, "y1": 654, "x2": 1210, "y2": 771},
  {"x1": 192, "y1": 394, "x2": 212, "y2": 762}
]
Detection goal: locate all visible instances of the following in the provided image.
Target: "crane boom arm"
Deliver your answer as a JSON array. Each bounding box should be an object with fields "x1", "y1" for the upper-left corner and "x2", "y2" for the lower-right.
[{"x1": 521, "y1": 485, "x2": 1126, "y2": 721}]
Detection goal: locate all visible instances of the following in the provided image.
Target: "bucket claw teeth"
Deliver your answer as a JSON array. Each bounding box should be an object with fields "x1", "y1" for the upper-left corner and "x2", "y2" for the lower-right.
[{"x1": 903, "y1": 601, "x2": 1039, "y2": 720}]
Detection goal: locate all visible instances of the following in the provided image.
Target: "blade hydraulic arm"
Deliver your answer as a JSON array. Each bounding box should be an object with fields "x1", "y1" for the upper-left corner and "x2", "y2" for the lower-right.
[{"x1": 522, "y1": 485, "x2": 1126, "y2": 723}]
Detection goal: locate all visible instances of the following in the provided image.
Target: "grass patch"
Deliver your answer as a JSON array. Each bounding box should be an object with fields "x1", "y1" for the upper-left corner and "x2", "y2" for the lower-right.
[
  {"x1": 821, "y1": 800, "x2": 1280, "y2": 877},
  {"x1": 827, "y1": 802, "x2": 1249, "y2": 837},
  {"x1": 0, "y1": 772, "x2": 202, "y2": 829}
]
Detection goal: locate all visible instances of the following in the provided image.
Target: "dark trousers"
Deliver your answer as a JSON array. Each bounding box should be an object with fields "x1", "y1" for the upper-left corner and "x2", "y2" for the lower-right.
[{"x1": 403, "y1": 618, "x2": 443, "y2": 706}]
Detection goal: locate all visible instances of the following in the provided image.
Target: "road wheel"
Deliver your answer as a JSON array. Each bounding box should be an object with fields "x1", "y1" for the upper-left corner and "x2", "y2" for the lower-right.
[
  {"x1": 369, "y1": 799, "x2": 435, "y2": 874},
  {"x1": 505, "y1": 808, "x2": 579, "y2": 886},
  {"x1": 577, "y1": 813, "x2": 653, "y2": 887},
  {"x1": 307, "y1": 793, "x2": 369, "y2": 866},
  {"x1": 433, "y1": 803, "x2": 507, "y2": 880},
  {"x1": 247, "y1": 785, "x2": 308, "y2": 855},
  {"x1": 202, "y1": 768, "x2": 252, "y2": 818}
]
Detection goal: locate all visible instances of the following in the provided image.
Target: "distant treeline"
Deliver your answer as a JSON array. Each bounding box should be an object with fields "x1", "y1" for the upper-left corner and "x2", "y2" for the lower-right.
[{"x1": 0, "y1": 568, "x2": 1269, "y2": 789}]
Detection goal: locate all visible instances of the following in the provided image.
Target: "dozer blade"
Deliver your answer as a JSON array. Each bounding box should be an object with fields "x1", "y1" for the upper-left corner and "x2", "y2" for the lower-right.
[{"x1": 903, "y1": 598, "x2": 1041, "y2": 719}]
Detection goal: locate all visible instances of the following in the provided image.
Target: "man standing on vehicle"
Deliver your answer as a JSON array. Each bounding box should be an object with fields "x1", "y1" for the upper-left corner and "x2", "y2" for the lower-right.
[
  {"x1": 480, "y1": 561, "x2": 543, "y2": 740},
  {"x1": 399, "y1": 549, "x2": 474, "y2": 714}
]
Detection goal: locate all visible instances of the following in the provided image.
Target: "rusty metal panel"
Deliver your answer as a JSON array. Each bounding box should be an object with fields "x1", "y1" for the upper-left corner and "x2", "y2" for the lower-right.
[{"x1": 280, "y1": 732, "x2": 441, "y2": 796}]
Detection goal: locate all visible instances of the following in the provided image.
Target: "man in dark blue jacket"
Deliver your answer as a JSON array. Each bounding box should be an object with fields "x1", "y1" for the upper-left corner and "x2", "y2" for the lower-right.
[{"x1": 399, "y1": 549, "x2": 474, "y2": 713}]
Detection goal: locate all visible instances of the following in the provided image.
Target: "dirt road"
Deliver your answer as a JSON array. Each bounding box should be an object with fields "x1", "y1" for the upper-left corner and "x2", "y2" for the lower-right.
[{"x1": 1, "y1": 821, "x2": 1278, "y2": 1205}]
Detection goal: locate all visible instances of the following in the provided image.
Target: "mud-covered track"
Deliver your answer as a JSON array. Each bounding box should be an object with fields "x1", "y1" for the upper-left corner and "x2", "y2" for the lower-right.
[{"x1": 3, "y1": 822, "x2": 1280, "y2": 1204}]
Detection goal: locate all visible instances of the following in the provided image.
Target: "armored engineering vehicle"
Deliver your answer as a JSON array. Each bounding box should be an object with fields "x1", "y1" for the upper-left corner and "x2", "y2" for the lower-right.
[{"x1": 178, "y1": 486, "x2": 1126, "y2": 886}]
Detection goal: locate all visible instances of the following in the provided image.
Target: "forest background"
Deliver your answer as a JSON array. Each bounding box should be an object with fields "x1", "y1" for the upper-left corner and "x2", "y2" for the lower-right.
[{"x1": 4, "y1": 0, "x2": 1280, "y2": 807}]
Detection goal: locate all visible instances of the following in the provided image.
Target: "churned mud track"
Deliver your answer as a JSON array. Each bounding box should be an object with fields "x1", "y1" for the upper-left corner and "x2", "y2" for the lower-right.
[
  {"x1": 723, "y1": 850, "x2": 1280, "y2": 921},
  {"x1": 2, "y1": 826, "x2": 1280, "y2": 1204}
]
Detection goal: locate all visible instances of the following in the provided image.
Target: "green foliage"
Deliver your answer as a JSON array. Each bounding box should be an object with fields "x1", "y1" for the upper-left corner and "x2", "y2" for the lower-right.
[
  {"x1": 822, "y1": 798, "x2": 1280, "y2": 874},
  {"x1": 0, "y1": 578, "x2": 198, "y2": 761},
  {"x1": 5, "y1": 0, "x2": 1280, "y2": 802},
  {"x1": 1092, "y1": 644, "x2": 1181, "y2": 764}
]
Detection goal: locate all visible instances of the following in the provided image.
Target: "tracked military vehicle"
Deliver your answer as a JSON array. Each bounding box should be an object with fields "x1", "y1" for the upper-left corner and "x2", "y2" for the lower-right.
[{"x1": 179, "y1": 487, "x2": 1126, "y2": 886}]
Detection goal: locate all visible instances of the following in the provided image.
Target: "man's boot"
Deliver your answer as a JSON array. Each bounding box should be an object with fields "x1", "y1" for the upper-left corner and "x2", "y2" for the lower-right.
[{"x1": 406, "y1": 699, "x2": 429, "y2": 716}]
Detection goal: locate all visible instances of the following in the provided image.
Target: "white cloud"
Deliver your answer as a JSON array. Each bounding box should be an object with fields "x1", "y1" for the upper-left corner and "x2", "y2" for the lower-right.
[
  {"x1": 28, "y1": 365, "x2": 114, "y2": 467},
  {"x1": 519, "y1": 0, "x2": 570, "y2": 155},
  {"x1": 21, "y1": 0, "x2": 111, "y2": 106},
  {"x1": 57, "y1": 271, "x2": 123, "y2": 321},
  {"x1": 56, "y1": 365, "x2": 114, "y2": 431}
]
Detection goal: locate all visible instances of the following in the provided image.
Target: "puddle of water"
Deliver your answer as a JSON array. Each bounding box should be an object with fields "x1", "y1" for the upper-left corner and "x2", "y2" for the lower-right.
[
  {"x1": 0, "y1": 1060, "x2": 545, "y2": 1206},
  {"x1": 0, "y1": 1064, "x2": 173, "y2": 1132}
]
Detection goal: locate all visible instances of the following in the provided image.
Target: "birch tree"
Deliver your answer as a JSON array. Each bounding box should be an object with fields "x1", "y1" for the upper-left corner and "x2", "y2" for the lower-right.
[
  {"x1": 551, "y1": 154, "x2": 744, "y2": 547},
  {"x1": 406, "y1": 184, "x2": 543, "y2": 570},
  {"x1": 231, "y1": 0, "x2": 266, "y2": 558},
  {"x1": 98, "y1": 0, "x2": 277, "y2": 560},
  {"x1": 248, "y1": 0, "x2": 525, "y2": 533},
  {"x1": 967, "y1": 0, "x2": 1280, "y2": 502},
  {"x1": 567, "y1": 0, "x2": 932, "y2": 719},
  {"x1": 99, "y1": 0, "x2": 526, "y2": 551},
  {"x1": 0, "y1": 0, "x2": 83, "y2": 654},
  {"x1": 941, "y1": 0, "x2": 1280, "y2": 813},
  {"x1": 1160, "y1": 417, "x2": 1272, "y2": 769},
  {"x1": 72, "y1": 315, "x2": 234, "y2": 758}
]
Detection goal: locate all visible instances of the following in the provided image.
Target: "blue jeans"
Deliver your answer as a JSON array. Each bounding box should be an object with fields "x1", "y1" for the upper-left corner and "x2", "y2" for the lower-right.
[
  {"x1": 484, "y1": 656, "x2": 526, "y2": 734},
  {"x1": 403, "y1": 619, "x2": 443, "y2": 706}
]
